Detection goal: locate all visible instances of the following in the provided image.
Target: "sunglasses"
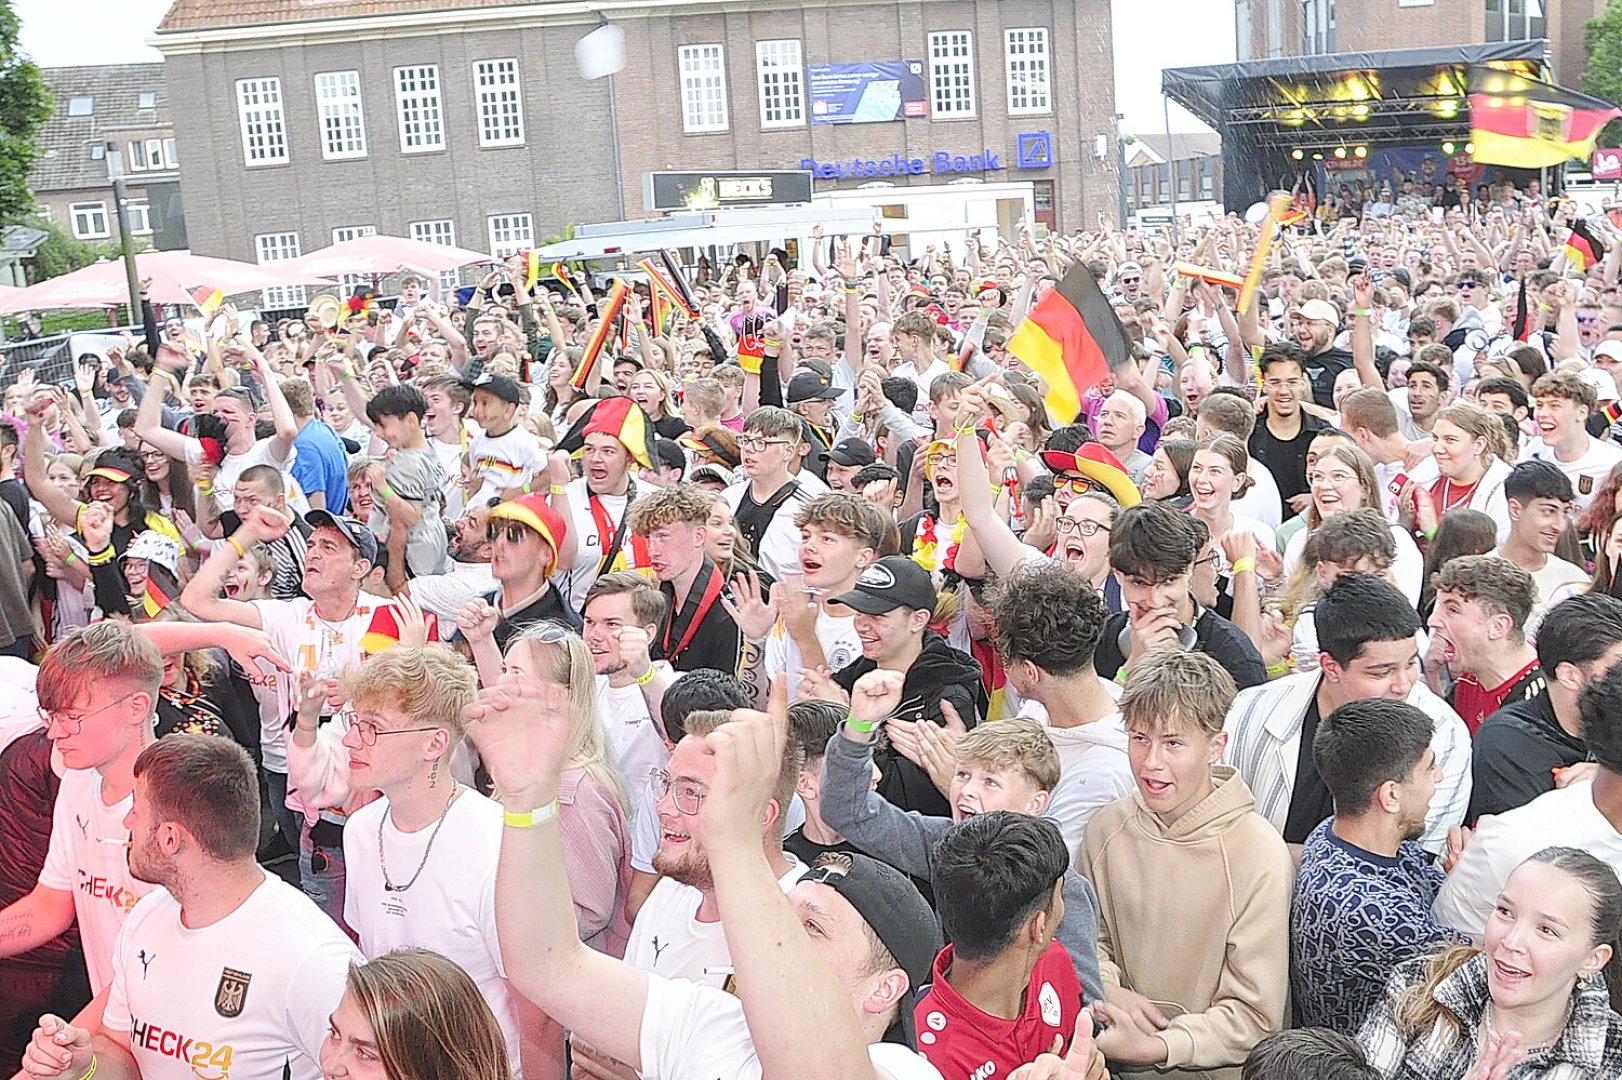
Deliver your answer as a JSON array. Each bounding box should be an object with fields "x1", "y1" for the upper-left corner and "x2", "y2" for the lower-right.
[
  {"x1": 1052, "y1": 474, "x2": 1103, "y2": 494},
  {"x1": 486, "y1": 522, "x2": 535, "y2": 544}
]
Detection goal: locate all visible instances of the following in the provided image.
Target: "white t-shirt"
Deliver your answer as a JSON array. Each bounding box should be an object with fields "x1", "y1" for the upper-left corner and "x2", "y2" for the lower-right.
[
  {"x1": 624, "y1": 857, "x2": 805, "y2": 986},
  {"x1": 468, "y1": 424, "x2": 546, "y2": 506},
  {"x1": 1233, "y1": 459, "x2": 1284, "y2": 529},
  {"x1": 1037, "y1": 714, "x2": 1135, "y2": 862},
  {"x1": 104, "y1": 870, "x2": 359, "y2": 1080},
  {"x1": 343, "y1": 790, "x2": 522, "y2": 1076},
  {"x1": 554, "y1": 476, "x2": 654, "y2": 613},
  {"x1": 597, "y1": 669, "x2": 673, "y2": 866},
  {"x1": 639, "y1": 973, "x2": 943, "y2": 1080},
  {"x1": 186, "y1": 436, "x2": 295, "y2": 512},
  {"x1": 1373, "y1": 456, "x2": 1441, "y2": 523},
  {"x1": 430, "y1": 434, "x2": 468, "y2": 522},
  {"x1": 1520, "y1": 434, "x2": 1622, "y2": 507},
  {"x1": 1490, "y1": 549, "x2": 1591, "y2": 635},
  {"x1": 37, "y1": 768, "x2": 156, "y2": 994},
  {"x1": 763, "y1": 609, "x2": 862, "y2": 700}
]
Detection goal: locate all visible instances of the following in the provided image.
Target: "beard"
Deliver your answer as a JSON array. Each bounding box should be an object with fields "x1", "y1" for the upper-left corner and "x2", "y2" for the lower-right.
[{"x1": 652, "y1": 845, "x2": 712, "y2": 891}]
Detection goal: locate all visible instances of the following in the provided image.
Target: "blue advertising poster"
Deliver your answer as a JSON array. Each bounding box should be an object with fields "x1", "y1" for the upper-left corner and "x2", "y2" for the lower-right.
[
  {"x1": 809, "y1": 61, "x2": 928, "y2": 125},
  {"x1": 1317, "y1": 146, "x2": 1501, "y2": 197}
]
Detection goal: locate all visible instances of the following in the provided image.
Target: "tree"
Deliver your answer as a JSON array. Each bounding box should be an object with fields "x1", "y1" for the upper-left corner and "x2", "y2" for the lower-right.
[
  {"x1": 25, "y1": 217, "x2": 123, "y2": 283},
  {"x1": 0, "y1": 1, "x2": 49, "y2": 225},
  {"x1": 1583, "y1": 0, "x2": 1622, "y2": 149}
]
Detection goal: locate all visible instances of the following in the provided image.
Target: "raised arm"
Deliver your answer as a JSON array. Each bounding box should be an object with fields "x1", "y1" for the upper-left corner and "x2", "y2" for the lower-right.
[
  {"x1": 21, "y1": 402, "x2": 82, "y2": 529},
  {"x1": 176, "y1": 510, "x2": 285, "y2": 630},
  {"x1": 132, "y1": 363, "x2": 197, "y2": 464},
  {"x1": 953, "y1": 379, "x2": 1033, "y2": 576}
]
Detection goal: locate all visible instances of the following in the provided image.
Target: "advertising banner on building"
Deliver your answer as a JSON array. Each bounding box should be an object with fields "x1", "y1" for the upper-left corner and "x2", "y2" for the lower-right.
[{"x1": 809, "y1": 62, "x2": 928, "y2": 125}]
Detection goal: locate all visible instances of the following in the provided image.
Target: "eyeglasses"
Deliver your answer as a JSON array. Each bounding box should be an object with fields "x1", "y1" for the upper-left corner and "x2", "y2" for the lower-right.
[
  {"x1": 1055, "y1": 517, "x2": 1110, "y2": 537},
  {"x1": 1308, "y1": 470, "x2": 1359, "y2": 486},
  {"x1": 350, "y1": 718, "x2": 442, "y2": 747},
  {"x1": 650, "y1": 768, "x2": 707, "y2": 815},
  {"x1": 41, "y1": 692, "x2": 137, "y2": 736},
  {"x1": 739, "y1": 437, "x2": 791, "y2": 453},
  {"x1": 1120, "y1": 277, "x2": 1141, "y2": 286},
  {"x1": 1052, "y1": 474, "x2": 1102, "y2": 494},
  {"x1": 486, "y1": 522, "x2": 535, "y2": 544}
]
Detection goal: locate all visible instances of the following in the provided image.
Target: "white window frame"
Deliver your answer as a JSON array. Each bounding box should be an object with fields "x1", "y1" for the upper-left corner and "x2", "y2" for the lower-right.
[
  {"x1": 474, "y1": 59, "x2": 525, "y2": 147},
  {"x1": 128, "y1": 141, "x2": 149, "y2": 172},
  {"x1": 70, "y1": 202, "x2": 109, "y2": 240},
  {"x1": 67, "y1": 96, "x2": 93, "y2": 116},
  {"x1": 255, "y1": 232, "x2": 305, "y2": 308},
  {"x1": 486, "y1": 213, "x2": 534, "y2": 258},
  {"x1": 235, "y1": 78, "x2": 289, "y2": 166},
  {"x1": 127, "y1": 200, "x2": 152, "y2": 237},
  {"x1": 314, "y1": 70, "x2": 368, "y2": 160},
  {"x1": 162, "y1": 138, "x2": 178, "y2": 169},
  {"x1": 412, "y1": 220, "x2": 459, "y2": 294},
  {"x1": 678, "y1": 44, "x2": 729, "y2": 133},
  {"x1": 928, "y1": 31, "x2": 976, "y2": 118},
  {"x1": 394, "y1": 65, "x2": 445, "y2": 153},
  {"x1": 1004, "y1": 28, "x2": 1051, "y2": 116},
  {"x1": 145, "y1": 138, "x2": 166, "y2": 171},
  {"x1": 138, "y1": 91, "x2": 157, "y2": 110},
  {"x1": 755, "y1": 40, "x2": 804, "y2": 129}
]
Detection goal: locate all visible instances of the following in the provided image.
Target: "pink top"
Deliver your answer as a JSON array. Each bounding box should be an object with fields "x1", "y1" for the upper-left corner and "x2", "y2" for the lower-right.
[{"x1": 557, "y1": 764, "x2": 634, "y2": 958}]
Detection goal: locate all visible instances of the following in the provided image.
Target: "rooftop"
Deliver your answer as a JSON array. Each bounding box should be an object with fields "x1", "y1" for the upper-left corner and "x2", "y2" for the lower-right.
[
  {"x1": 32, "y1": 64, "x2": 173, "y2": 193},
  {"x1": 156, "y1": 0, "x2": 541, "y2": 32}
]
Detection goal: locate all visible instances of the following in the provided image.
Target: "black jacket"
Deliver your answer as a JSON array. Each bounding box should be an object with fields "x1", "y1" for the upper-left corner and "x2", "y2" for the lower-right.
[
  {"x1": 1469, "y1": 690, "x2": 1587, "y2": 823},
  {"x1": 833, "y1": 631, "x2": 987, "y2": 819}
]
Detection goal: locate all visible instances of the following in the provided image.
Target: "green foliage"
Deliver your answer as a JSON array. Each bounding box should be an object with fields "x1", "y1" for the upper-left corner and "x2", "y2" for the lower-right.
[
  {"x1": 0, "y1": 1, "x2": 50, "y2": 225},
  {"x1": 1583, "y1": 1, "x2": 1622, "y2": 149},
  {"x1": 25, "y1": 217, "x2": 124, "y2": 282}
]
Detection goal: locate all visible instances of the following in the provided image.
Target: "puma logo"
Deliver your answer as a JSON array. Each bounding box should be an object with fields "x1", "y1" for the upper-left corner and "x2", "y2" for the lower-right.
[
  {"x1": 650, "y1": 936, "x2": 668, "y2": 964},
  {"x1": 75, "y1": 815, "x2": 88, "y2": 838},
  {"x1": 138, "y1": 949, "x2": 154, "y2": 979}
]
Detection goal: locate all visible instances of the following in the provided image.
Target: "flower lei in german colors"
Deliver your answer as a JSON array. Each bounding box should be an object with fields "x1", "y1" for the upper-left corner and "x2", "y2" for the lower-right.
[{"x1": 912, "y1": 512, "x2": 967, "y2": 574}]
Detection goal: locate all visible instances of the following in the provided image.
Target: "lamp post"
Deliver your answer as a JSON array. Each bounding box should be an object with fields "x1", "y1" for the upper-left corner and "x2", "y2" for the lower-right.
[{"x1": 105, "y1": 141, "x2": 142, "y2": 325}]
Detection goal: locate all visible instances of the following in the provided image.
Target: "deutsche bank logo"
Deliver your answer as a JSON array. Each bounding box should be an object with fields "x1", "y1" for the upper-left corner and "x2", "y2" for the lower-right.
[{"x1": 1016, "y1": 132, "x2": 1053, "y2": 169}]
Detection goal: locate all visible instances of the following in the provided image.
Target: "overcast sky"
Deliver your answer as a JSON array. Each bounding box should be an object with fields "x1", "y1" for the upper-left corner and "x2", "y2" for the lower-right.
[{"x1": 13, "y1": 0, "x2": 1230, "y2": 134}]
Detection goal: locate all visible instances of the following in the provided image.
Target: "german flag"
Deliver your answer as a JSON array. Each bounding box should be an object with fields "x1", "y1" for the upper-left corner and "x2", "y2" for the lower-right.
[
  {"x1": 141, "y1": 565, "x2": 176, "y2": 619},
  {"x1": 1566, "y1": 219, "x2": 1604, "y2": 272},
  {"x1": 572, "y1": 280, "x2": 630, "y2": 389},
  {"x1": 1468, "y1": 66, "x2": 1621, "y2": 169},
  {"x1": 1174, "y1": 262, "x2": 1245, "y2": 290},
  {"x1": 557, "y1": 395, "x2": 653, "y2": 469},
  {"x1": 189, "y1": 286, "x2": 223, "y2": 319},
  {"x1": 638, "y1": 257, "x2": 700, "y2": 319},
  {"x1": 648, "y1": 284, "x2": 670, "y2": 335},
  {"x1": 658, "y1": 251, "x2": 702, "y2": 316},
  {"x1": 551, "y1": 262, "x2": 579, "y2": 298},
  {"x1": 358, "y1": 605, "x2": 440, "y2": 655},
  {"x1": 1006, "y1": 264, "x2": 1131, "y2": 424},
  {"x1": 524, "y1": 249, "x2": 541, "y2": 293}
]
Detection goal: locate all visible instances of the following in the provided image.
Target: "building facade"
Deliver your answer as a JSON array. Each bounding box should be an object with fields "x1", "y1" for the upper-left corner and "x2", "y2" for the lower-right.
[
  {"x1": 1238, "y1": 0, "x2": 1600, "y2": 88},
  {"x1": 31, "y1": 64, "x2": 186, "y2": 250},
  {"x1": 152, "y1": 0, "x2": 1118, "y2": 272},
  {"x1": 1123, "y1": 133, "x2": 1222, "y2": 216}
]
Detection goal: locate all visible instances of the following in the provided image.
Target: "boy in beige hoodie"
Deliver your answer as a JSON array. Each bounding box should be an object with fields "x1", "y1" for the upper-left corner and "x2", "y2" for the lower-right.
[{"x1": 1082, "y1": 648, "x2": 1293, "y2": 1080}]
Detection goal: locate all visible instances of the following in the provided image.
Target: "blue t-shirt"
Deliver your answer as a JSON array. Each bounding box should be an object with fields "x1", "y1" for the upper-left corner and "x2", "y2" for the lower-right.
[{"x1": 292, "y1": 419, "x2": 350, "y2": 514}]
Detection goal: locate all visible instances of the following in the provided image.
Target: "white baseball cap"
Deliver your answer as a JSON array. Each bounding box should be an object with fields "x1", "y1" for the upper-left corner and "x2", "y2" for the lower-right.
[
  {"x1": 1594, "y1": 341, "x2": 1622, "y2": 364},
  {"x1": 1579, "y1": 366, "x2": 1620, "y2": 402},
  {"x1": 1297, "y1": 298, "x2": 1342, "y2": 326}
]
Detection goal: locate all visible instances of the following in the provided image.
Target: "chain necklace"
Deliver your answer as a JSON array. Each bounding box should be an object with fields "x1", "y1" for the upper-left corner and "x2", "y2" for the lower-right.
[{"x1": 379, "y1": 784, "x2": 460, "y2": 893}]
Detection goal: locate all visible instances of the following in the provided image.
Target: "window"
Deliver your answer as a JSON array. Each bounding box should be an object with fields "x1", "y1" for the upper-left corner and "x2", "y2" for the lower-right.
[
  {"x1": 1004, "y1": 29, "x2": 1050, "y2": 115},
  {"x1": 755, "y1": 40, "x2": 804, "y2": 128},
  {"x1": 928, "y1": 32, "x2": 976, "y2": 117},
  {"x1": 128, "y1": 200, "x2": 152, "y2": 236},
  {"x1": 67, "y1": 96, "x2": 93, "y2": 116},
  {"x1": 236, "y1": 78, "x2": 288, "y2": 166},
  {"x1": 678, "y1": 45, "x2": 729, "y2": 132},
  {"x1": 163, "y1": 138, "x2": 178, "y2": 169},
  {"x1": 315, "y1": 70, "x2": 367, "y2": 160},
  {"x1": 70, "y1": 202, "x2": 109, "y2": 240},
  {"x1": 332, "y1": 225, "x2": 377, "y2": 291},
  {"x1": 138, "y1": 91, "x2": 157, "y2": 110},
  {"x1": 411, "y1": 220, "x2": 459, "y2": 293},
  {"x1": 1303, "y1": 0, "x2": 1335, "y2": 53},
  {"x1": 394, "y1": 65, "x2": 445, "y2": 153},
  {"x1": 487, "y1": 213, "x2": 534, "y2": 258},
  {"x1": 128, "y1": 141, "x2": 148, "y2": 171},
  {"x1": 1486, "y1": 0, "x2": 1545, "y2": 41},
  {"x1": 256, "y1": 232, "x2": 305, "y2": 308},
  {"x1": 1202, "y1": 173, "x2": 1214, "y2": 198},
  {"x1": 145, "y1": 138, "x2": 166, "y2": 171},
  {"x1": 474, "y1": 59, "x2": 525, "y2": 147},
  {"x1": 88, "y1": 143, "x2": 105, "y2": 161}
]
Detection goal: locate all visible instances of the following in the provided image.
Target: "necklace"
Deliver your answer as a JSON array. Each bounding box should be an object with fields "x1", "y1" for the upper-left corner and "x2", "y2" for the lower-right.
[{"x1": 379, "y1": 784, "x2": 460, "y2": 893}]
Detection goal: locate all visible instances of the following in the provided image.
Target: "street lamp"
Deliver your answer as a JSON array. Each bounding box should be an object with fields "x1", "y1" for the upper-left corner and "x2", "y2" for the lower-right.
[{"x1": 105, "y1": 141, "x2": 142, "y2": 324}]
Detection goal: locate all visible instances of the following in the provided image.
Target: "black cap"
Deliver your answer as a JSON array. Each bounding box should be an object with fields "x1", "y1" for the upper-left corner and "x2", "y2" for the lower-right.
[
  {"x1": 787, "y1": 371, "x2": 841, "y2": 404},
  {"x1": 827, "y1": 556, "x2": 935, "y2": 615},
  {"x1": 800, "y1": 852, "x2": 941, "y2": 993},
  {"x1": 463, "y1": 372, "x2": 522, "y2": 405},
  {"x1": 821, "y1": 437, "x2": 876, "y2": 468},
  {"x1": 799, "y1": 357, "x2": 835, "y2": 381},
  {"x1": 304, "y1": 510, "x2": 379, "y2": 565}
]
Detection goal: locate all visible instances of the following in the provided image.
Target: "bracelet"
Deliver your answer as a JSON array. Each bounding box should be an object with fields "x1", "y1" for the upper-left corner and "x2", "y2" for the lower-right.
[
  {"x1": 954, "y1": 423, "x2": 978, "y2": 436},
  {"x1": 849, "y1": 412, "x2": 865, "y2": 423},
  {"x1": 1266, "y1": 660, "x2": 1291, "y2": 677},
  {"x1": 1113, "y1": 668, "x2": 1130, "y2": 686},
  {"x1": 1353, "y1": 308, "x2": 1371, "y2": 317},
  {"x1": 226, "y1": 536, "x2": 246, "y2": 559},
  {"x1": 77, "y1": 1056, "x2": 98, "y2": 1080},
  {"x1": 503, "y1": 800, "x2": 560, "y2": 829},
  {"x1": 521, "y1": 482, "x2": 532, "y2": 495},
  {"x1": 341, "y1": 371, "x2": 360, "y2": 381},
  {"x1": 844, "y1": 286, "x2": 863, "y2": 295},
  {"x1": 634, "y1": 665, "x2": 658, "y2": 686},
  {"x1": 197, "y1": 482, "x2": 214, "y2": 496},
  {"x1": 1231, "y1": 556, "x2": 1257, "y2": 575},
  {"x1": 550, "y1": 483, "x2": 567, "y2": 496},
  {"x1": 64, "y1": 551, "x2": 80, "y2": 567},
  {"x1": 1185, "y1": 341, "x2": 1204, "y2": 351},
  {"x1": 1421, "y1": 525, "x2": 1438, "y2": 541},
  {"x1": 846, "y1": 714, "x2": 880, "y2": 734},
  {"x1": 87, "y1": 546, "x2": 115, "y2": 567},
  {"x1": 377, "y1": 484, "x2": 397, "y2": 501}
]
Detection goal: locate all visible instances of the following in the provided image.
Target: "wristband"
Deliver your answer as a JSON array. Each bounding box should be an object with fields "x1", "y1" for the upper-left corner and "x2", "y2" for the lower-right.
[
  {"x1": 1231, "y1": 556, "x2": 1257, "y2": 575},
  {"x1": 341, "y1": 371, "x2": 360, "y2": 381},
  {"x1": 197, "y1": 482, "x2": 214, "y2": 496},
  {"x1": 844, "y1": 286, "x2": 863, "y2": 295},
  {"x1": 550, "y1": 483, "x2": 567, "y2": 496},
  {"x1": 521, "y1": 482, "x2": 532, "y2": 495},
  {"x1": 635, "y1": 665, "x2": 658, "y2": 687},
  {"x1": 954, "y1": 422, "x2": 978, "y2": 437},
  {"x1": 64, "y1": 551, "x2": 80, "y2": 567},
  {"x1": 1353, "y1": 308, "x2": 1371, "y2": 317},
  {"x1": 1185, "y1": 341, "x2": 1204, "y2": 351},
  {"x1": 503, "y1": 800, "x2": 560, "y2": 829},
  {"x1": 846, "y1": 713, "x2": 880, "y2": 735},
  {"x1": 77, "y1": 1056, "x2": 98, "y2": 1080},
  {"x1": 87, "y1": 546, "x2": 115, "y2": 567},
  {"x1": 1266, "y1": 660, "x2": 1291, "y2": 677},
  {"x1": 1421, "y1": 525, "x2": 1438, "y2": 541},
  {"x1": 377, "y1": 484, "x2": 397, "y2": 501},
  {"x1": 226, "y1": 536, "x2": 246, "y2": 559}
]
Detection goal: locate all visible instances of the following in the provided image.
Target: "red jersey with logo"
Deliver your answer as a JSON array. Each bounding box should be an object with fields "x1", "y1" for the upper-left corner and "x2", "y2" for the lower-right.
[
  {"x1": 914, "y1": 940, "x2": 1083, "y2": 1080},
  {"x1": 1452, "y1": 659, "x2": 1544, "y2": 735}
]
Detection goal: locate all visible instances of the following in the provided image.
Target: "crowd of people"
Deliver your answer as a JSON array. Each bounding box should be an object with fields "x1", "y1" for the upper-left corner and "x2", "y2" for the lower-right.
[{"x1": 3, "y1": 175, "x2": 1622, "y2": 1080}]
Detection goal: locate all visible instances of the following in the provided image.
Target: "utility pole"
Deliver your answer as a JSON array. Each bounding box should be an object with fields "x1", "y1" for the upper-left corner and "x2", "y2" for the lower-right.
[{"x1": 106, "y1": 141, "x2": 142, "y2": 326}]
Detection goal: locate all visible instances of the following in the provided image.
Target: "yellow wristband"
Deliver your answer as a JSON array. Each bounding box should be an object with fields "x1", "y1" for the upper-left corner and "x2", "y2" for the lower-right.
[
  {"x1": 1231, "y1": 556, "x2": 1257, "y2": 575},
  {"x1": 635, "y1": 665, "x2": 658, "y2": 686},
  {"x1": 550, "y1": 483, "x2": 567, "y2": 496},
  {"x1": 1266, "y1": 660, "x2": 1291, "y2": 676},
  {"x1": 226, "y1": 536, "x2": 246, "y2": 559},
  {"x1": 87, "y1": 547, "x2": 115, "y2": 567},
  {"x1": 77, "y1": 1056, "x2": 98, "y2": 1080},
  {"x1": 503, "y1": 800, "x2": 560, "y2": 829}
]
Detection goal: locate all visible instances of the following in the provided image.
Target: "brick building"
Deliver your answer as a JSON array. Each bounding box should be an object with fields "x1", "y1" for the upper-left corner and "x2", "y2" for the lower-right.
[
  {"x1": 1123, "y1": 133, "x2": 1222, "y2": 215},
  {"x1": 151, "y1": 0, "x2": 1119, "y2": 274},
  {"x1": 31, "y1": 64, "x2": 186, "y2": 250},
  {"x1": 1238, "y1": 0, "x2": 1600, "y2": 88}
]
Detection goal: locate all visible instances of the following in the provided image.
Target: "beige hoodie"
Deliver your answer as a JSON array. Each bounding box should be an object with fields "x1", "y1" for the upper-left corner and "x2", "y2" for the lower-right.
[{"x1": 1081, "y1": 765, "x2": 1292, "y2": 1080}]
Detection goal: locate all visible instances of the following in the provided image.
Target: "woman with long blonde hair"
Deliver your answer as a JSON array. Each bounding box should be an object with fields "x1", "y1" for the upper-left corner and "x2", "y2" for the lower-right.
[
  {"x1": 1280, "y1": 442, "x2": 1424, "y2": 603},
  {"x1": 1407, "y1": 401, "x2": 1514, "y2": 545}
]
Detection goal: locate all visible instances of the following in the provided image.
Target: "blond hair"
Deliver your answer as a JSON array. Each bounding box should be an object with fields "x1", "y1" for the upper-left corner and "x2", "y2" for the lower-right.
[
  {"x1": 509, "y1": 626, "x2": 629, "y2": 813},
  {"x1": 37, "y1": 621, "x2": 162, "y2": 713},
  {"x1": 347, "y1": 949, "x2": 513, "y2": 1080},
  {"x1": 340, "y1": 644, "x2": 478, "y2": 740},
  {"x1": 1119, "y1": 648, "x2": 1237, "y2": 737},
  {"x1": 684, "y1": 709, "x2": 803, "y2": 824},
  {"x1": 954, "y1": 716, "x2": 1061, "y2": 792}
]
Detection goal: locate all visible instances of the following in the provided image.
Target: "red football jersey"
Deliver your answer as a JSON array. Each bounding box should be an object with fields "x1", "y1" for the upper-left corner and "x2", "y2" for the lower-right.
[{"x1": 914, "y1": 939, "x2": 1084, "y2": 1080}]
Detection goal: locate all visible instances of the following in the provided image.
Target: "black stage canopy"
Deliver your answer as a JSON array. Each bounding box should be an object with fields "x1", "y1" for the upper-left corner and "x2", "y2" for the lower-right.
[{"x1": 1162, "y1": 41, "x2": 1552, "y2": 208}]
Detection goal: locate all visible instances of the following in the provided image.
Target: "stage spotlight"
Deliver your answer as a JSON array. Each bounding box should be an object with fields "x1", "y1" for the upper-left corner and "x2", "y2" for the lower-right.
[
  {"x1": 1465, "y1": 142, "x2": 1475, "y2": 155},
  {"x1": 1291, "y1": 148, "x2": 1304, "y2": 160},
  {"x1": 1312, "y1": 152, "x2": 1324, "y2": 160},
  {"x1": 1354, "y1": 146, "x2": 1368, "y2": 158},
  {"x1": 1334, "y1": 147, "x2": 1347, "y2": 158},
  {"x1": 1442, "y1": 141, "x2": 1456, "y2": 155}
]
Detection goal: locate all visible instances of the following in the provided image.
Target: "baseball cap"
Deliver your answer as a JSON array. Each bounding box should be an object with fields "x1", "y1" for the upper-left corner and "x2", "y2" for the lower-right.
[
  {"x1": 1117, "y1": 261, "x2": 1143, "y2": 278},
  {"x1": 85, "y1": 464, "x2": 134, "y2": 484},
  {"x1": 799, "y1": 852, "x2": 942, "y2": 994},
  {"x1": 463, "y1": 372, "x2": 522, "y2": 405},
  {"x1": 1580, "y1": 366, "x2": 1620, "y2": 402},
  {"x1": 827, "y1": 556, "x2": 936, "y2": 616},
  {"x1": 487, "y1": 493, "x2": 568, "y2": 578},
  {"x1": 1595, "y1": 341, "x2": 1622, "y2": 364},
  {"x1": 304, "y1": 510, "x2": 379, "y2": 565},
  {"x1": 820, "y1": 437, "x2": 876, "y2": 468},
  {"x1": 1297, "y1": 298, "x2": 1342, "y2": 326},
  {"x1": 787, "y1": 371, "x2": 841, "y2": 405}
]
